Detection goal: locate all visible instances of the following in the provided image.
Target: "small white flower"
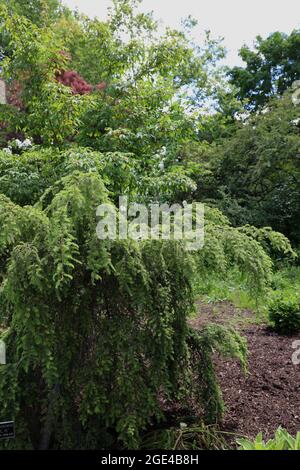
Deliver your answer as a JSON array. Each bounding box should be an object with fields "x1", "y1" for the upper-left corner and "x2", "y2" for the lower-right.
[
  {"x1": 260, "y1": 107, "x2": 270, "y2": 115},
  {"x1": 22, "y1": 138, "x2": 32, "y2": 148},
  {"x1": 14, "y1": 139, "x2": 22, "y2": 148},
  {"x1": 291, "y1": 118, "x2": 300, "y2": 126},
  {"x1": 3, "y1": 147, "x2": 12, "y2": 155},
  {"x1": 158, "y1": 161, "x2": 165, "y2": 171},
  {"x1": 180, "y1": 422, "x2": 188, "y2": 429},
  {"x1": 160, "y1": 146, "x2": 167, "y2": 156}
]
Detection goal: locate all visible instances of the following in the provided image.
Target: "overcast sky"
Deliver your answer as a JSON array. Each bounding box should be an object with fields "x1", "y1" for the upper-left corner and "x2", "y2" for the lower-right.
[{"x1": 63, "y1": 0, "x2": 300, "y2": 66}]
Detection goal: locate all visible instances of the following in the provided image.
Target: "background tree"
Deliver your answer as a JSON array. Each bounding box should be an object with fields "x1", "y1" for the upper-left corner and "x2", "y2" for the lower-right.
[
  {"x1": 229, "y1": 30, "x2": 300, "y2": 110},
  {"x1": 209, "y1": 91, "x2": 300, "y2": 241}
]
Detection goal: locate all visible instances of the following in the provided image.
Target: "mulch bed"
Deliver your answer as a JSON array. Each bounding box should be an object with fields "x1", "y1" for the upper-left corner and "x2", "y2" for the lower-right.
[{"x1": 189, "y1": 301, "x2": 300, "y2": 441}]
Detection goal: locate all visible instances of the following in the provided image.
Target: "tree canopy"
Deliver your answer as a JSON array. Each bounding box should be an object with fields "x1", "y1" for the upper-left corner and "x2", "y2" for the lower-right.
[{"x1": 230, "y1": 30, "x2": 300, "y2": 110}]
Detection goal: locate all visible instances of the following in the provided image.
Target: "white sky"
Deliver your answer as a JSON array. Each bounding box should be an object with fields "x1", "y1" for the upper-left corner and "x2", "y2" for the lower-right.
[{"x1": 63, "y1": 0, "x2": 300, "y2": 66}]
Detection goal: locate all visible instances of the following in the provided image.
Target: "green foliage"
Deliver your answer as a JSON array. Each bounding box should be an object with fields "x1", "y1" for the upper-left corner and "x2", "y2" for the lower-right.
[
  {"x1": 187, "y1": 325, "x2": 247, "y2": 424},
  {"x1": 0, "y1": 4, "x2": 87, "y2": 145},
  {"x1": 211, "y1": 92, "x2": 300, "y2": 242},
  {"x1": 237, "y1": 428, "x2": 300, "y2": 450},
  {"x1": 0, "y1": 0, "x2": 224, "y2": 159},
  {"x1": 142, "y1": 423, "x2": 229, "y2": 450},
  {"x1": 0, "y1": 0, "x2": 299, "y2": 452},
  {"x1": 195, "y1": 206, "x2": 294, "y2": 300},
  {"x1": 268, "y1": 294, "x2": 300, "y2": 334},
  {"x1": 0, "y1": 172, "x2": 195, "y2": 449},
  {"x1": 271, "y1": 266, "x2": 300, "y2": 294},
  {"x1": 238, "y1": 225, "x2": 297, "y2": 260},
  {"x1": 0, "y1": 0, "x2": 68, "y2": 63},
  {"x1": 0, "y1": 0, "x2": 67, "y2": 28},
  {"x1": 0, "y1": 148, "x2": 62, "y2": 205},
  {"x1": 23, "y1": 82, "x2": 90, "y2": 146},
  {"x1": 0, "y1": 156, "x2": 291, "y2": 448},
  {"x1": 0, "y1": 147, "x2": 197, "y2": 206},
  {"x1": 230, "y1": 30, "x2": 300, "y2": 110}
]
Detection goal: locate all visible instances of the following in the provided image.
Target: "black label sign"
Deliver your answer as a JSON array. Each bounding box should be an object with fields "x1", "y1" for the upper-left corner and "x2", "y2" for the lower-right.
[{"x1": 0, "y1": 421, "x2": 15, "y2": 439}]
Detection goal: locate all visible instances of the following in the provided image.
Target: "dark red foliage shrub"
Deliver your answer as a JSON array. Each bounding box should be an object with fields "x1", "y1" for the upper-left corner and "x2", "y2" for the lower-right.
[{"x1": 55, "y1": 70, "x2": 93, "y2": 95}]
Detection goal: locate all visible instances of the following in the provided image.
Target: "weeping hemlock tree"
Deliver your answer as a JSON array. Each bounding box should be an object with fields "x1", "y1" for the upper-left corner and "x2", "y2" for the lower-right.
[
  {"x1": 0, "y1": 171, "x2": 194, "y2": 449},
  {"x1": 0, "y1": 159, "x2": 294, "y2": 449}
]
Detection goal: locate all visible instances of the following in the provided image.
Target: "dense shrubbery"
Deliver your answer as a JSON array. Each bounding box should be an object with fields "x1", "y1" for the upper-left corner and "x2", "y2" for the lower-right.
[
  {"x1": 205, "y1": 92, "x2": 300, "y2": 243},
  {"x1": 0, "y1": 147, "x2": 198, "y2": 206},
  {"x1": 268, "y1": 295, "x2": 300, "y2": 334}
]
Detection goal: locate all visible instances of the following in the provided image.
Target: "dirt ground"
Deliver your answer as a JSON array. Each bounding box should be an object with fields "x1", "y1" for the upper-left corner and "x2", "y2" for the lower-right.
[{"x1": 189, "y1": 301, "x2": 300, "y2": 440}]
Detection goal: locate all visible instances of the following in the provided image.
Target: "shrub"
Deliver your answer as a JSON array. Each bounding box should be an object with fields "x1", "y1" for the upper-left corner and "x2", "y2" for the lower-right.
[
  {"x1": 268, "y1": 295, "x2": 300, "y2": 334},
  {"x1": 0, "y1": 150, "x2": 295, "y2": 449},
  {"x1": 237, "y1": 428, "x2": 300, "y2": 450},
  {"x1": 0, "y1": 172, "x2": 196, "y2": 449},
  {"x1": 0, "y1": 172, "x2": 247, "y2": 449},
  {"x1": 55, "y1": 70, "x2": 93, "y2": 95},
  {"x1": 0, "y1": 147, "x2": 197, "y2": 207}
]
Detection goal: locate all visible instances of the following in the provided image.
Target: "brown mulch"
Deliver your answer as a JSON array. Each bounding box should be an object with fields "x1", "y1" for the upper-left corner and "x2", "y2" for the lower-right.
[{"x1": 189, "y1": 300, "x2": 300, "y2": 440}]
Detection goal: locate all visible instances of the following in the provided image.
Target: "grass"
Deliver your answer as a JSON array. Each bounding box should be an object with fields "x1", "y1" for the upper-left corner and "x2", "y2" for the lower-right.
[
  {"x1": 271, "y1": 266, "x2": 300, "y2": 297},
  {"x1": 193, "y1": 265, "x2": 300, "y2": 323},
  {"x1": 193, "y1": 272, "x2": 266, "y2": 312},
  {"x1": 141, "y1": 422, "x2": 239, "y2": 450}
]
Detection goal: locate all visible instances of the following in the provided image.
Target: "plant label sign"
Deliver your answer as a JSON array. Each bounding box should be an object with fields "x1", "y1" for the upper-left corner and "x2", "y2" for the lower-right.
[{"x1": 0, "y1": 421, "x2": 15, "y2": 440}]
